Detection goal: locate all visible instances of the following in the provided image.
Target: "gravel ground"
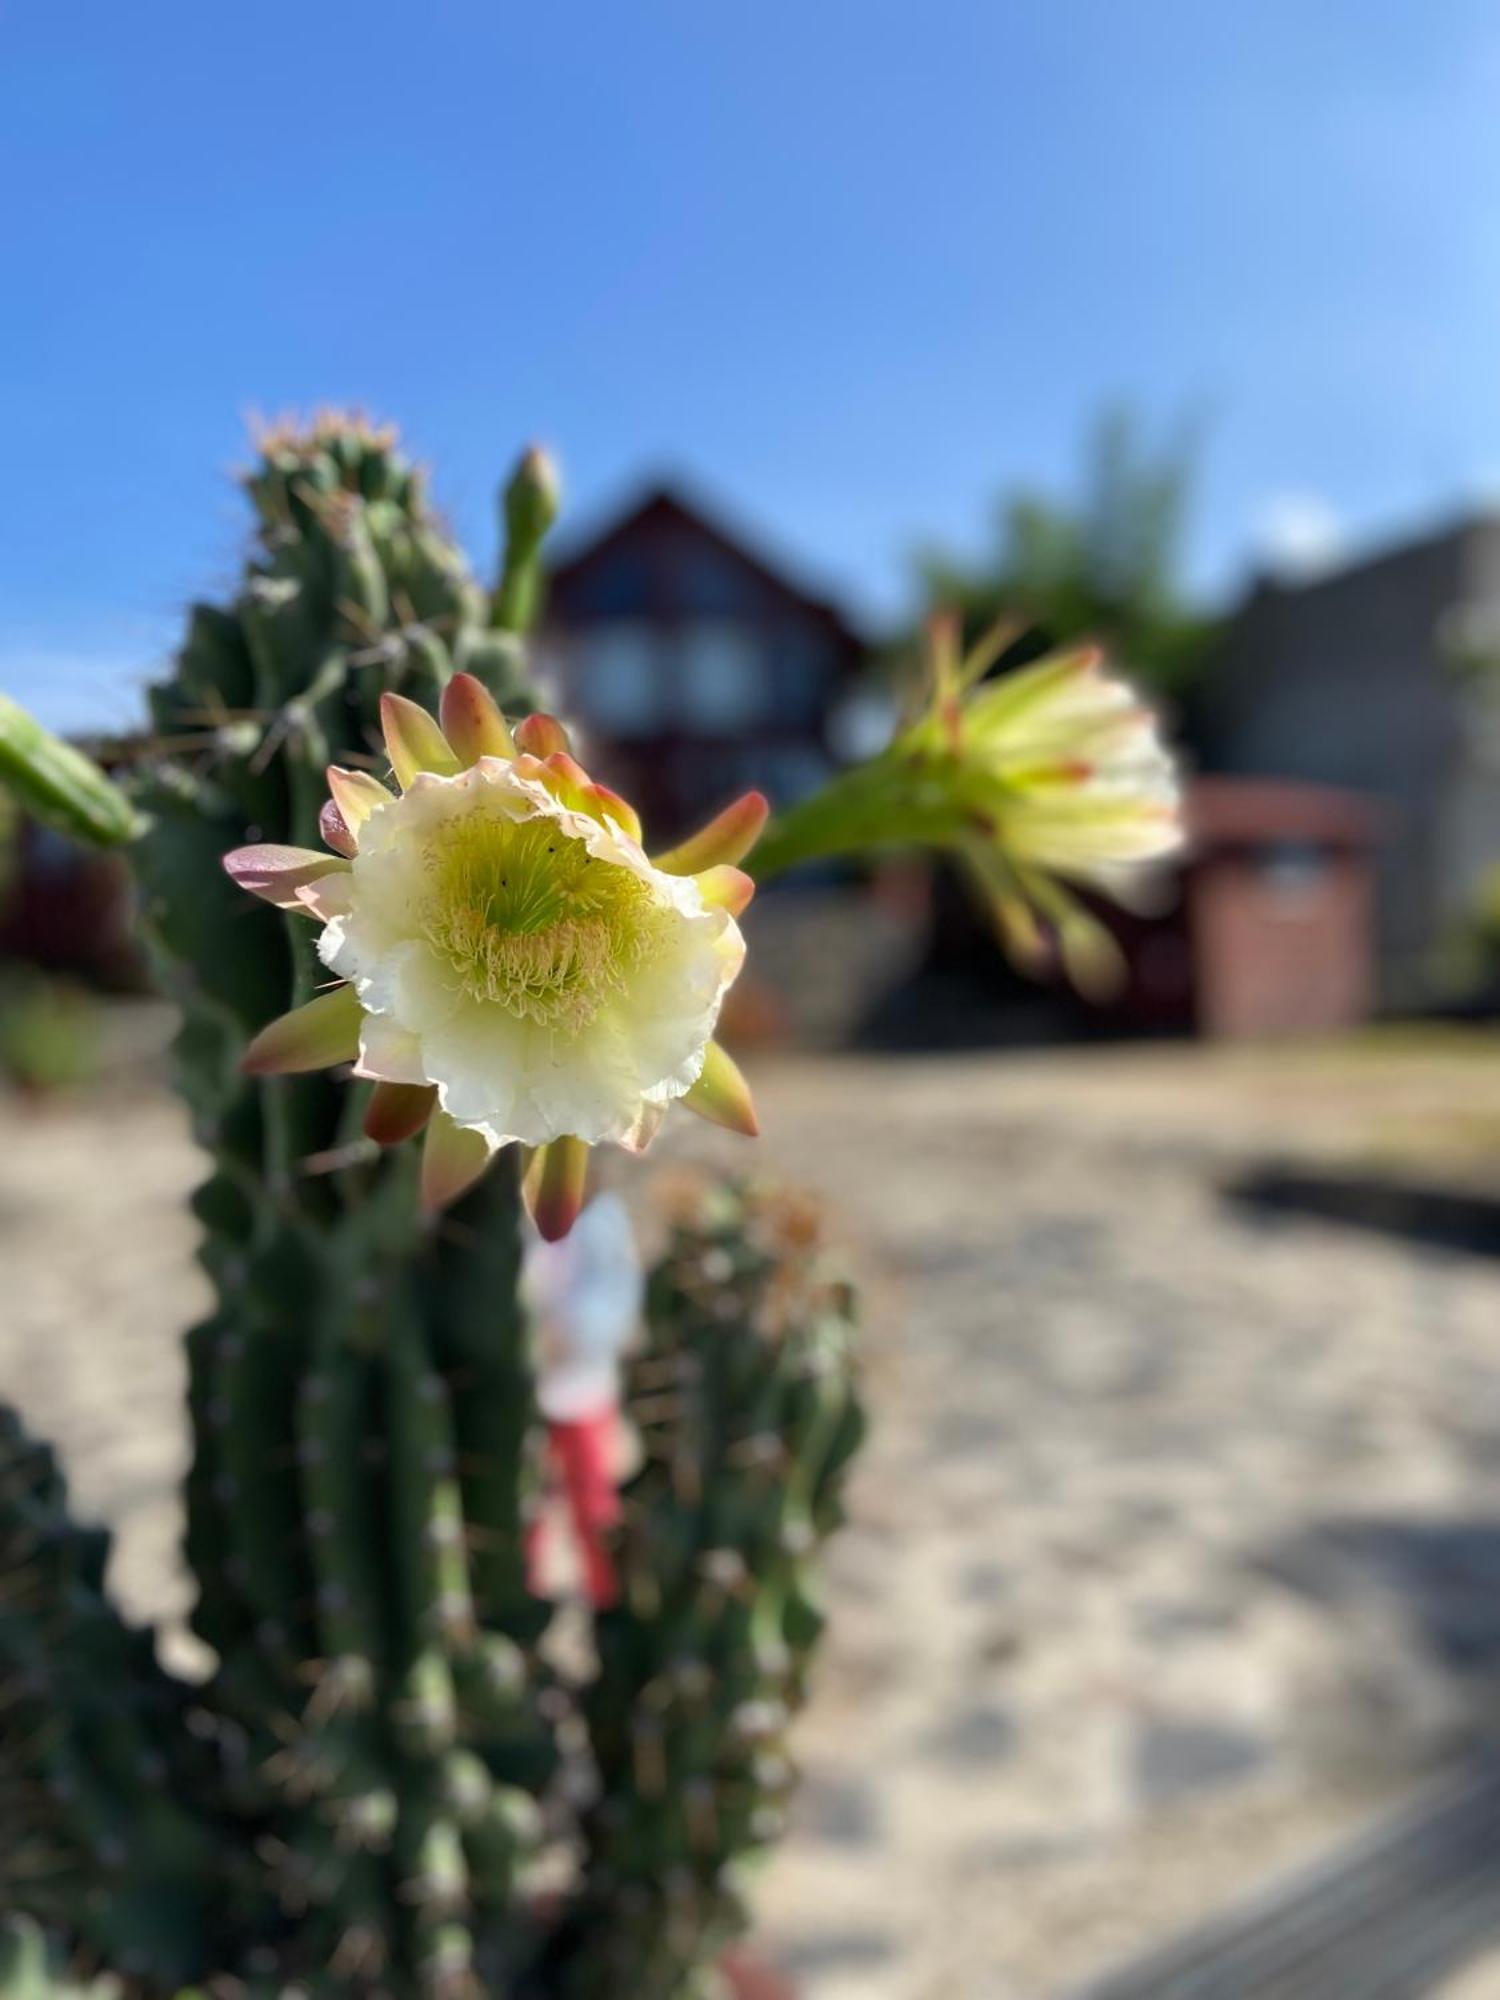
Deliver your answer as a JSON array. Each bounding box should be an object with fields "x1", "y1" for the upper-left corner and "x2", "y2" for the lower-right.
[{"x1": 6, "y1": 1030, "x2": 1500, "y2": 1997}]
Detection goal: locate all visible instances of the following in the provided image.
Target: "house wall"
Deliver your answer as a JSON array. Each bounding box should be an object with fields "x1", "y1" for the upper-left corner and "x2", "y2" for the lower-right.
[
  {"x1": 545, "y1": 496, "x2": 861, "y2": 841},
  {"x1": 1437, "y1": 524, "x2": 1500, "y2": 937},
  {"x1": 1204, "y1": 525, "x2": 1481, "y2": 1005},
  {"x1": 1188, "y1": 851, "x2": 1373, "y2": 1039}
]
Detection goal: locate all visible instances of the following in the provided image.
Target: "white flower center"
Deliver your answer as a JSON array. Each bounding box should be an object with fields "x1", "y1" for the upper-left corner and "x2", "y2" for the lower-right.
[{"x1": 418, "y1": 813, "x2": 669, "y2": 1031}]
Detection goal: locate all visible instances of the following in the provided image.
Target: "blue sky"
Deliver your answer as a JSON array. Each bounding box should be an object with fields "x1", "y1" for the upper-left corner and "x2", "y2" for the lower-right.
[{"x1": 3, "y1": 1, "x2": 1498, "y2": 729}]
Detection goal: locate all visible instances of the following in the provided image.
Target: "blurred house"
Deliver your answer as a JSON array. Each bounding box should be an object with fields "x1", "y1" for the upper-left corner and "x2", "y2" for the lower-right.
[
  {"x1": 916, "y1": 777, "x2": 1379, "y2": 1045},
  {"x1": 1200, "y1": 516, "x2": 1500, "y2": 1006},
  {"x1": 1108, "y1": 779, "x2": 1380, "y2": 1039},
  {"x1": 542, "y1": 482, "x2": 867, "y2": 843}
]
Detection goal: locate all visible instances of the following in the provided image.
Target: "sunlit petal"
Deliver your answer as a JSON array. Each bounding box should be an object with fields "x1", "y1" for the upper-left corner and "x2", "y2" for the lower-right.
[
  {"x1": 223, "y1": 844, "x2": 350, "y2": 913},
  {"x1": 692, "y1": 864, "x2": 755, "y2": 917},
  {"x1": 319, "y1": 796, "x2": 358, "y2": 857},
  {"x1": 514, "y1": 712, "x2": 571, "y2": 758},
  {"x1": 326, "y1": 766, "x2": 396, "y2": 843},
  {"x1": 364, "y1": 1079, "x2": 437, "y2": 1146},
  {"x1": 439, "y1": 672, "x2": 515, "y2": 764},
  {"x1": 653, "y1": 791, "x2": 769, "y2": 874},
  {"x1": 421, "y1": 1110, "x2": 495, "y2": 1213},
  {"x1": 680, "y1": 1040, "x2": 759, "y2": 1137},
  {"x1": 242, "y1": 984, "x2": 363, "y2": 1075},
  {"x1": 524, "y1": 1135, "x2": 589, "y2": 1242},
  {"x1": 380, "y1": 691, "x2": 463, "y2": 788}
]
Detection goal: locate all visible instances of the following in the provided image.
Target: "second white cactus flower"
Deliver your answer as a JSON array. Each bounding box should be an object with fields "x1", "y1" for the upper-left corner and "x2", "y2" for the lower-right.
[
  {"x1": 750, "y1": 615, "x2": 1184, "y2": 996},
  {"x1": 224, "y1": 677, "x2": 763, "y2": 1236}
]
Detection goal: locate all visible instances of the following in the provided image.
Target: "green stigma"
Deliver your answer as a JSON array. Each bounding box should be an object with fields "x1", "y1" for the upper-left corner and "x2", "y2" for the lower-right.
[{"x1": 420, "y1": 812, "x2": 664, "y2": 1030}]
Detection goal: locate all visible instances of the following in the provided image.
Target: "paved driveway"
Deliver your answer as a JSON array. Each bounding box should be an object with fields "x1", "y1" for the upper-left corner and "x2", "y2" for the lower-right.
[{"x1": 6, "y1": 1033, "x2": 1500, "y2": 1997}]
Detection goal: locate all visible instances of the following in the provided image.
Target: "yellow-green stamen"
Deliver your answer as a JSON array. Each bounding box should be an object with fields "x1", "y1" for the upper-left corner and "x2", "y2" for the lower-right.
[{"x1": 419, "y1": 814, "x2": 664, "y2": 1030}]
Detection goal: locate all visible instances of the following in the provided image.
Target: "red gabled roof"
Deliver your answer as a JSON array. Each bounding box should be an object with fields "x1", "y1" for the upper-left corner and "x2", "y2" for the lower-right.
[{"x1": 547, "y1": 478, "x2": 866, "y2": 651}]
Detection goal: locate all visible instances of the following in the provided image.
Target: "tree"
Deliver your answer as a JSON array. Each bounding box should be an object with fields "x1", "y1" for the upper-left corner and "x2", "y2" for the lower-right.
[{"x1": 916, "y1": 408, "x2": 1219, "y2": 701}]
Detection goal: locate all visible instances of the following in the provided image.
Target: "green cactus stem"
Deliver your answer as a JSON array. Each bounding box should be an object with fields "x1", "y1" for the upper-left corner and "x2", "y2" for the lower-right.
[
  {"x1": 0, "y1": 417, "x2": 867, "y2": 1998},
  {"x1": 548, "y1": 1181, "x2": 864, "y2": 2000},
  {"x1": 0, "y1": 698, "x2": 142, "y2": 849},
  {"x1": 0, "y1": 1406, "x2": 230, "y2": 1985},
  {"x1": 126, "y1": 415, "x2": 557, "y2": 1992}
]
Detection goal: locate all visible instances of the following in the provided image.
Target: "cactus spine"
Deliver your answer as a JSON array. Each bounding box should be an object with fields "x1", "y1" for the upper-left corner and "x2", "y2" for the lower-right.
[{"x1": 0, "y1": 417, "x2": 864, "y2": 1998}]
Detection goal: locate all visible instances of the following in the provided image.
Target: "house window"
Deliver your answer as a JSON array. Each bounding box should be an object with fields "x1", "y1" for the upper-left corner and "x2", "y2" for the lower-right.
[
  {"x1": 575, "y1": 623, "x2": 664, "y2": 737},
  {"x1": 1259, "y1": 841, "x2": 1327, "y2": 905},
  {"x1": 678, "y1": 621, "x2": 764, "y2": 732}
]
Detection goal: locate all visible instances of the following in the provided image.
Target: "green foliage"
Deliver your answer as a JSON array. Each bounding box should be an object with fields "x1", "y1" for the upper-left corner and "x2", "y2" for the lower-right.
[
  {"x1": 0, "y1": 417, "x2": 863, "y2": 1998},
  {"x1": 916, "y1": 407, "x2": 1220, "y2": 698},
  {"x1": 0, "y1": 975, "x2": 98, "y2": 1096}
]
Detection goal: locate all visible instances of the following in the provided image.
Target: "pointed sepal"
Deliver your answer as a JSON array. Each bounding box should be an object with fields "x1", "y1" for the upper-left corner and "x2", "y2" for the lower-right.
[
  {"x1": 421, "y1": 1111, "x2": 495, "y2": 1213},
  {"x1": 364, "y1": 1080, "x2": 438, "y2": 1146},
  {"x1": 693, "y1": 864, "x2": 755, "y2": 917},
  {"x1": 439, "y1": 672, "x2": 515, "y2": 764},
  {"x1": 681, "y1": 1041, "x2": 759, "y2": 1137},
  {"x1": 319, "y1": 796, "x2": 358, "y2": 857},
  {"x1": 242, "y1": 984, "x2": 363, "y2": 1076},
  {"x1": 326, "y1": 766, "x2": 395, "y2": 843},
  {"x1": 380, "y1": 692, "x2": 463, "y2": 788},
  {"x1": 588, "y1": 782, "x2": 643, "y2": 843},
  {"x1": 524, "y1": 1135, "x2": 589, "y2": 1242},
  {"x1": 514, "y1": 712, "x2": 571, "y2": 759},
  {"x1": 223, "y1": 844, "x2": 350, "y2": 912},
  {"x1": 653, "y1": 791, "x2": 769, "y2": 874}
]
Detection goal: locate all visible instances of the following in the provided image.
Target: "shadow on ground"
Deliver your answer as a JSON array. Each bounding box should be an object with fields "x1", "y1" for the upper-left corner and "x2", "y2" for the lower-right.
[
  {"x1": 1262, "y1": 1517, "x2": 1500, "y2": 1688},
  {"x1": 1226, "y1": 1166, "x2": 1500, "y2": 1261}
]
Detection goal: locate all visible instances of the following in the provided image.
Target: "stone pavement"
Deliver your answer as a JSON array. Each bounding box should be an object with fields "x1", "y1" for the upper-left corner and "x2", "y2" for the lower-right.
[{"x1": 6, "y1": 1032, "x2": 1500, "y2": 1997}]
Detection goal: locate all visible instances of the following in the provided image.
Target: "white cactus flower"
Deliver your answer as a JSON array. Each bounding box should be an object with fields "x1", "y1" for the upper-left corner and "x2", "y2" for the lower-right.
[{"x1": 224, "y1": 678, "x2": 762, "y2": 1235}]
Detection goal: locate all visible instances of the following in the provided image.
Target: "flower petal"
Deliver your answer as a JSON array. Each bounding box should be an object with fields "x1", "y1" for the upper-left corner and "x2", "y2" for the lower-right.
[
  {"x1": 692, "y1": 864, "x2": 755, "y2": 917},
  {"x1": 319, "y1": 796, "x2": 358, "y2": 857},
  {"x1": 326, "y1": 766, "x2": 396, "y2": 843},
  {"x1": 587, "y1": 782, "x2": 643, "y2": 843},
  {"x1": 223, "y1": 844, "x2": 350, "y2": 912},
  {"x1": 421, "y1": 1111, "x2": 495, "y2": 1213},
  {"x1": 535, "y1": 751, "x2": 596, "y2": 813},
  {"x1": 354, "y1": 1011, "x2": 430, "y2": 1085},
  {"x1": 439, "y1": 672, "x2": 515, "y2": 764},
  {"x1": 680, "y1": 1040, "x2": 758, "y2": 1137},
  {"x1": 514, "y1": 712, "x2": 571, "y2": 758},
  {"x1": 363, "y1": 1079, "x2": 437, "y2": 1146},
  {"x1": 524, "y1": 1135, "x2": 590, "y2": 1242},
  {"x1": 619, "y1": 1100, "x2": 667, "y2": 1155},
  {"x1": 242, "y1": 984, "x2": 363, "y2": 1076},
  {"x1": 653, "y1": 791, "x2": 769, "y2": 874},
  {"x1": 530, "y1": 751, "x2": 645, "y2": 842},
  {"x1": 380, "y1": 692, "x2": 463, "y2": 788}
]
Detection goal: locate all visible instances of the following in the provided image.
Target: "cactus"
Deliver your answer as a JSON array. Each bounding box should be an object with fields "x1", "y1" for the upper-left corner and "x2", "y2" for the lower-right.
[
  {"x1": 0, "y1": 697, "x2": 141, "y2": 849},
  {"x1": 0, "y1": 1406, "x2": 227, "y2": 1986},
  {"x1": 547, "y1": 1183, "x2": 863, "y2": 2000},
  {"x1": 0, "y1": 415, "x2": 862, "y2": 1996}
]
